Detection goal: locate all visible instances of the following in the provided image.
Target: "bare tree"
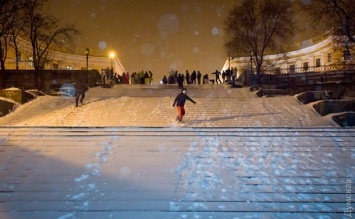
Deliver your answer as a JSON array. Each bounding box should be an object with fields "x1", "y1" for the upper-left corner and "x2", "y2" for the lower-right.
[
  {"x1": 224, "y1": 0, "x2": 294, "y2": 79},
  {"x1": 301, "y1": 0, "x2": 355, "y2": 60},
  {"x1": 0, "y1": 0, "x2": 24, "y2": 88},
  {"x1": 302, "y1": 0, "x2": 355, "y2": 42},
  {"x1": 7, "y1": 1, "x2": 27, "y2": 71},
  {"x1": 20, "y1": 0, "x2": 80, "y2": 90}
]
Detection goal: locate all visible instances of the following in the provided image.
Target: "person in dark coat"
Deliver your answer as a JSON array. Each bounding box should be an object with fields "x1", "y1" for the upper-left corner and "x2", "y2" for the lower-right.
[
  {"x1": 74, "y1": 77, "x2": 88, "y2": 107},
  {"x1": 197, "y1": 71, "x2": 202, "y2": 84},
  {"x1": 172, "y1": 88, "x2": 196, "y2": 123},
  {"x1": 177, "y1": 74, "x2": 184, "y2": 89},
  {"x1": 191, "y1": 70, "x2": 197, "y2": 84},
  {"x1": 212, "y1": 70, "x2": 222, "y2": 84},
  {"x1": 185, "y1": 70, "x2": 190, "y2": 84},
  {"x1": 162, "y1": 75, "x2": 168, "y2": 84}
]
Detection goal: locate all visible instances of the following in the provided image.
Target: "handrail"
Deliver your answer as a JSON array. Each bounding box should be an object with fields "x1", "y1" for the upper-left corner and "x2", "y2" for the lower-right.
[{"x1": 261, "y1": 64, "x2": 355, "y2": 75}]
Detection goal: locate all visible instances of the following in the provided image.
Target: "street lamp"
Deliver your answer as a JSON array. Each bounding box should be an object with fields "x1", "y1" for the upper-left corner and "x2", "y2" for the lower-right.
[
  {"x1": 250, "y1": 51, "x2": 253, "y2": 84},
  {"x1": 250, "y1": 51, "x2": 253, "y2": 74},
  {"x1": 85, "y1": 48, "x2": 89, "y2": 84},
  {"x1": 109, "y1": 51, "x2": 115, "y2": 69},
  {"x1": 228, "y1": 56, "x2": 233, "y2": 72}
]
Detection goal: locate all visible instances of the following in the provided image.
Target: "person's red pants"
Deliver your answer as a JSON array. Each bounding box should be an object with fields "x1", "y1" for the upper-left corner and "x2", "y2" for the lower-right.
[{"x1": 177, "y1": 106, "x2": 185, "y2": 121}]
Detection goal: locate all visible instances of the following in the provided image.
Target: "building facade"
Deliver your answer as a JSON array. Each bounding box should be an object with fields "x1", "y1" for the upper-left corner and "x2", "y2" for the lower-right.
[
  {"x1": 222, "y1": 33, "x2": 355, "y2": 78},
  {"x1": 3, "y1": 38, "x2": 125, "y2": 76}
]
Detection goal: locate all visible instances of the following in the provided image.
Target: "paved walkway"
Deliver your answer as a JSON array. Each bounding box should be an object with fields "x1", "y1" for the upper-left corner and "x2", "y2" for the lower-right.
[{"x1": 0, "y1": 85, "x2": 354, "y2": 219}]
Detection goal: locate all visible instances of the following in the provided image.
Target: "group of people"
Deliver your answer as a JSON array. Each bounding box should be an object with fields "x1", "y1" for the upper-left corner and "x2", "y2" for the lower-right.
[
  {"x1": 102, "y1": 68, "x2": 154, "y2": 85},
  {"x1": 74, "y1": 67, "x2": 239, "y2": 123},
  {"x1": 212, "y1": 68, "x2": 238, "y2": 85},
  {"x1": 162, "y1": 70, "x2": 204, "y2": 85},
  {"x1": 161, "y1": 67, "x2": 238, "y2": 88},
  {"x1": 121, "y1": 71, "x2": 153, "y2": 85}
]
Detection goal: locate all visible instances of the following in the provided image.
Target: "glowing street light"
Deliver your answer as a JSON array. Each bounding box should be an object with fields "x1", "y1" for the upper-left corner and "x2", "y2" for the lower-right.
[{"x1": 109, "y1": 51, "x2": 115, "y2": 69}]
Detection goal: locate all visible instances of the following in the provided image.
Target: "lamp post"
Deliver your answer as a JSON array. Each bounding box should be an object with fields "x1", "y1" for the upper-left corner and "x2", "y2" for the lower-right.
[
  {"x1": 109, "y1": 51, "x2": 115, "y2": 69},
  {"x1": 228, "y1": 56, "x2": 232, "y2": 72},
  {"x1": 250, "y1": 51, "x2": 253, "y2": 85},
  {"x1": 250, "y1": 51, "x2": 253, "y2": 73},
  {"x1": 85, "y1": 48, "x2": 89, "y2": 84}
]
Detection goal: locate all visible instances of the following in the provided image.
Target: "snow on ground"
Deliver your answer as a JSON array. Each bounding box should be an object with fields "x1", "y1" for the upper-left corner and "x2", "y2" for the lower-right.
[
  {"x1": 0, "y1": 84, "x2": 337, "y2": 127},
  {"x1": 0, "y1": 84, "x2": 353, "y2": 219}
]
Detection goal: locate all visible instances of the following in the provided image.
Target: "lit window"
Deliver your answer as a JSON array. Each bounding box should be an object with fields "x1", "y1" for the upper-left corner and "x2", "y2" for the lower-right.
[{"x1": 29, "y1": 57, "x2": 33, "y2": 67}]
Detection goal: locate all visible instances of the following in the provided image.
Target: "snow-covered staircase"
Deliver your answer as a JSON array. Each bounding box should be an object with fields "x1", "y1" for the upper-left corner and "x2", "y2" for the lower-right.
[{"x1": 0, "y1": 127, "x2": 354, "y2": 219}]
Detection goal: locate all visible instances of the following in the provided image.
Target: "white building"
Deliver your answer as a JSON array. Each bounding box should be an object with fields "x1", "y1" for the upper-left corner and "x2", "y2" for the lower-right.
[
  {"x1": 3, "y1": 37, "x2": 125, "y2": 75},
  {"x1": 222, "y1": 33, "x2": 355, "y2": 78}
]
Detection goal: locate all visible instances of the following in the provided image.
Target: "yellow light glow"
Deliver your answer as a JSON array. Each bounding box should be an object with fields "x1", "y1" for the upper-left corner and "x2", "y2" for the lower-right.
[{"x1": 109, "y1": 51, "x2": 115, "y2": 59}]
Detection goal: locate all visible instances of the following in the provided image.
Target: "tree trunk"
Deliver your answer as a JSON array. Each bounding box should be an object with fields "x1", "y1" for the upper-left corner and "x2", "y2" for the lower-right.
[
  {"x1": 34, "y1": 69, "x2": 39, "y2": 90},
  {"x1": 0, "y1": 69, "x2": 5, "y2": 89},
  {"x1": 0, "y1": 43, "x2": 6, "y2": 89}
]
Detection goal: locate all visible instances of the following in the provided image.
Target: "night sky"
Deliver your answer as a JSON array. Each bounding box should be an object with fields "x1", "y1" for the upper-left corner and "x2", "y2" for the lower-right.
[{"x1": 48, "y1": 0, "x2": 315, "y2": 80}]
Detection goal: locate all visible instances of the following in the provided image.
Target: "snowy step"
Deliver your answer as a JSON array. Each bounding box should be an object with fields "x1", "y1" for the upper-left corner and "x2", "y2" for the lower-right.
[
  {"x1": 0, "y1": 212, "x2": 345, "y2": 219},
  {"x1": 0, "y1": 200, "x2": 347, "y2": 213},
  {"x1": 0, "y1": 86, "x2": 341, "y2": 127},
  {"x1": 0, "y1": 127, "x2": 354, "y2": 219},
  {"x1": 0, "y1": 190, "x2": 349, "y2": 202}
]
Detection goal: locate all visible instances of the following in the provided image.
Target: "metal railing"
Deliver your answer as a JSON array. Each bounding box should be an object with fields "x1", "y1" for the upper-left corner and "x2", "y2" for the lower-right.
[
  {"x1": 262, "y1": 64, "x2": 355, "y2": 75},
  {"x1": 258, "y1": 64, "x2": 355, "y2": 88}
]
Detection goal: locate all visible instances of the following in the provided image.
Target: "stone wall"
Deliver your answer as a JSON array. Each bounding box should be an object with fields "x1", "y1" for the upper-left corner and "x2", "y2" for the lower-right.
[
  {"x1": 3, "y1": 69, "x2": 101, "y2": 93},
  {"x1": 0, "y1": 98, "x2": 19, "y2": 117}
]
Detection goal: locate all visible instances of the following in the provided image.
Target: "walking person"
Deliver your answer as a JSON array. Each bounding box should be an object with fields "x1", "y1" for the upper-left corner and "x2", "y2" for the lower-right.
[
  {"x1": 213, "y1": 70, "x2": 222, "y2": 84},
  {"x1": 173, "y1": 88, "x2": 196, "y2": 123},
  {"x1": 74, "y1": 76, "x2": 88, "y2": 107}
]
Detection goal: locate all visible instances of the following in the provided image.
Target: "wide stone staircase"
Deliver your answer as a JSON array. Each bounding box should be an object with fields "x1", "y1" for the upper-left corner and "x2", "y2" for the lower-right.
[
  {"x1": 0, "y1": 126, "x2": 354, "y2": 219},
  {"x1": 0, "y1": 84, "x2": 339, "y2": 127}
]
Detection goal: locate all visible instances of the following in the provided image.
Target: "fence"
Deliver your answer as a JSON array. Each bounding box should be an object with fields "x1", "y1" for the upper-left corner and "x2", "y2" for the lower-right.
[
  {"x1": 258, "y1": 64, "x2": 355, "y2": 87},
  {"x1": 262, "y1": 64, "x2": 355, "y2": 75}
]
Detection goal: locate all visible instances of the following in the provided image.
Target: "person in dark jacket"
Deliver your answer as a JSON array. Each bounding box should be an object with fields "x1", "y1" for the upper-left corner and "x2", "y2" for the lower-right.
[
  {"x1": 177, "y1": 74, "x2": 184, "y2": 89},
  {"x1": 212, "y1": 70, "x2": 222, "y2": 84},
  {"x1": 197, "y1": 71, "x2": 202, "y2": 84},
  {"x1": 191, "y1": 70, "x2": 197, "y2": 84},
  {"x1": 172, "y1": 88, "x2": 196, "y2": 123},
  {"x1": 74, "y1": 77, "x2": 88, "y2": 107}
]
